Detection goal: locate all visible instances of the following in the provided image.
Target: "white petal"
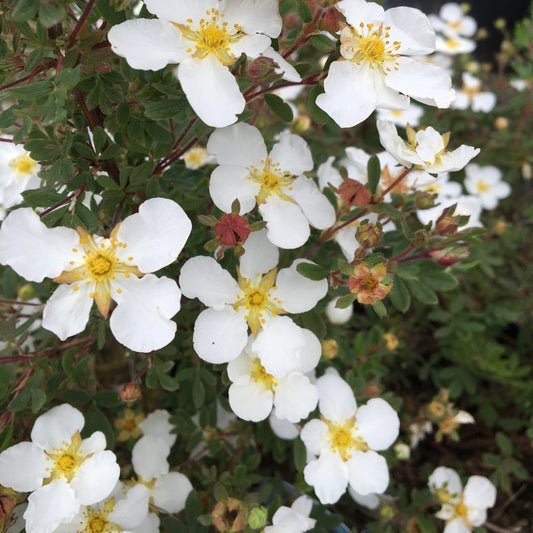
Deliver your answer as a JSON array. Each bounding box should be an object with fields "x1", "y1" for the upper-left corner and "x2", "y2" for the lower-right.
[
  {"x1": 317, "y1": 156, "x2": 343, "y2": 190},
  {"x1": 300, "y1": 419, "x2": 329, "y2": 455},
  {"x1": 108, "y1": 19, "x2": 186, "y2": 70},
  {"x1": 110, "y1": 484, "x2": 150, "y2": 530},
  {"x1": 260, "y1": 47, "x2": 301, "y2": 82},
  {"x1": 291, "y1": 495, "x2": 314, "y2": 519},
  {"x1": 304, "y1": 452, "x2": 348, "y2": 504},
  {"x1": 223, "y1": 0, "x2": 281, "y2": 37},
  {"x1": 337, "y1": 0, "x2": 384, "y2": 27},
  {"x1": 259, "y1": 197, "x2": 310, "y2": 249},
  {"x1": 230, "y1": 33, "x2": 271, "y2": 59},
  {"x1": 348, "y1": 487, "x2": 380, "y2": 509},
  {"x1": 273, "y1": 373, "x2": 318, "y2": 423},
  {"x1": 42, "y1": 284, "x2": 93, "y2": 341},
  {"x1": 269, "y1": 132, "x2": 313, "y2": 175},
  {"x1": 317, "y1": 374, "x2": 357, "y2": 423},
  {"x1": 144, "y1": 0, "x2": 215, "y2": 22},
  {"x1": 385, "y1": 58, "x2": 455, "y2": 108},
  {"x1": 443, "y1": 519, "x2": 471, "y2": 533},
  {"x1": 317, "y1": 61, "x2": 377, "y2": 128},
  {"x1": 153, "y1": 472, "x2": 193, "y2": 513},
  {"x1": 275, "y1": 260, "x2": 328, "y2": 313},
  {"x1": 132, "y1": 436, "x2": 170, "y2": 481},
  {"x1": 428, "y1": 467, "x2": 463, "y2": 497},
  {"x1": 70, "y1": 451, "x2": 119, "y2": 505},
  {"x1": 432, "y1": 146, "x2": 480, "y2": 174},
  {"x1": 130, "y1": 512, "x2": 160, "y2": 533},
  {"x1": 193, "y1": 307, "x2": 248, "y2": 363},
  {"x1": 0, "y1": 208, "x2": 78, "y2": 282},
  {"x1": 177, "y1": 57, "x2": 244, "y2": 128},
  {"x1": 179, "y1": 256, "x2": 240, "y2": 309},
  {"x1": 240, "y1": 229, "x2": 279, "y2": 278},
  {"x1": 289, "y1": 176, "x2": 336, "y2": 229},
  {"x1": 355, "y1": 398, "x2": 399, "y2": 451},
  {"x1": 463, "y1": 476, "x2": 497, "y2": 509},
  {"x1": 31, "y1": 404, "x2": 85, "y2": 452},
  {"x1": 24, "y1": 480, "x2": 79, "y2": 533},
  {"x1": 229, "y1": 380, "x2": 273, "y2": 421},
  {"x1": 207, "y1": 122, "x2": 267, "y2": 168},
  {"x1": 325, "y1": 298, "x2": 353, "y2": 325},
  {"x1": 79, "y1": 431, "x2": 106, "y2": 456},
  {"x1": 251, "y1": 316, "x2": 305, "y2": 378},
  {"x1": 227, "y1": 348, "x2": 254, "y2": 381},
  {"x1": 139, "y1": 410, "x2": 176, "y2": 448},
  {"x1": 269, "y1": 414, "x2": 299, "y2": 440},
  {"x1": 115, "y1": 198, "x2": 191, "y2": 273},
  {"x1": 110, "y1": 275, "x2": 180, "y2": 353},
  {"x1": 297, "y1": 328, "x2": 322, "y2": 374},
  {"x1": 209, "y1": 165, "x2": 258, "y2": 214},
  {"x1": 384, "y1": 7, "x2": 435, "y2": 55},
  {"x1": 472, "y1": 92, "x2": 497, "y2": 112},
  {"x1": 0, "y1": 442, "x2": 48, "y2": 492},
  {"x1": 347, "y1": 450, "x2": 389, "y2": 495}
]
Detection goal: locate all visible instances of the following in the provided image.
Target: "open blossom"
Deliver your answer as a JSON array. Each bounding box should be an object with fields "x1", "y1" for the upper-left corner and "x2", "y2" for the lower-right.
[
  {"x1": 0, "y1": 139, "x2": 40, "y2": 217},
  {"x1": 464, "y1": 164, "x2": 511, "y2": 210},
  {"x1": 0, "y1": 198, "x2": 191, "y2": 352},
  {"x1": 316, "y1": 0, "x2": 455, "y2": 128},
  {"x1": 264, "y1": 496, "x2": 316, "y2": 533},
  {"x1": 349, "y1": 262, "x2": 393, "y2": 304},
  {"x1": 418, "y1": 195, "x2": 483, "y2": 230},
  {"x1": 429, "y1": 3, "x2": 477, "y2": 39},
  {"x1": 227, "y1": 335, "x2": 320, "y2": 423},
  {"x1": 179, "y1": 229, "x2": 328, "y2": 377},
  {"x1": 301, "y1": 374, "x2": 399, "y2": 504},
  {"x1": 207, "y1": 123, "x2": 335, "y2": 249},
  {"x1": 181, "y1": 146, "x2": 215, "y2": 169},
  {"x1": 377, "y1": 120, "x2": 480, "y2": 174},
  {"x1": 376, "y1": 103, "x2": 424, "y2": 127},
  {"x1": 453, "y1": 73, "x2": 497, "y2": 113},
  {"x1": 108, "y1": 0, "x2": 300, "y2": 127},
  {"x1": 429, "y1": 467, "x2": 496, "y2": 533},
  {"x1": 0, "y1": 404, "x2": 120, "y2": 533}
]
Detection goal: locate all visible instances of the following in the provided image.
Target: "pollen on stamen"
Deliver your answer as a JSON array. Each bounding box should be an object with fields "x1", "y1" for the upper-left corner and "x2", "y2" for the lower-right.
[
  {"x1": 72, "y1": 248, "x2": 78, "y2": 252},
  {"x1": 74, "y1": 285, "x2": 79, "y2": 291},
  {"x1": 116, "y1": 289, "x2": 122, "y2": 293},
  {"x1": 69, "y1": 261, "x2": 74, "y2": 265}
]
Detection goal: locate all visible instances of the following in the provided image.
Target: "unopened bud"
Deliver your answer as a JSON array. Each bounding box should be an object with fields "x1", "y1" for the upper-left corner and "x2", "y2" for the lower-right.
[
  {"x1": 17, "y1": 283, "x2": 35, "y2": 301},
  {"x1": 501, "y1": 40, "x2": 514, "y2": 54},
  {"x1": 120, "y1": 383, "x2": 142, "y2": 403},
  {"x1": 321, "y1": 339, "x2": 338, "y2": 359},
  {"x1": 380, "y1": 504, "x2": 395, "y2": 520},
  {"x1": 429, "y1": 246, "x2": 469, "y2": 266},
  {"x1": 465, "y1": 61, "x2": 480, "y2": 74},
  {"x1": 247, "y1": 56, "x2": 279, "y2": 85},
  {"x1": 429, "y1": 400, "x2": 446, "y2": 419},
  {"x1": 325, "y1": 298, "x2": 353, "y2": 324},
  {"x1": 494, "y1": 18, "x2": 506, "y2": 30},
  {"x1": 394, "y1": 442, "x2": 411, "y2": 460},
  {"x1": 291, "y1": 114, "x2": 311, "y2": 134},
  {"x1": 356, "y1": 220, "x2": 383, "y2": 248},
  {"x1": 494, "y1": 117, "x2": 509, "y2": 129},
  {"x1": 319, "y1": 6, "x2": 344, "y2": 34},
  {"x1": 494, "y1": 220, "x2": 507, "y2": 234},
  {"x1": 383, "y1": 332, "x2": 399, "y2": 351},
  {"x1": 416, "y1": 191, "x2": 436, "y2": 210},
  {"x1": 522, "y1": 162, "x2": 532, "y2": 180},
  {"x1": 436, "y1": 207, "x2": 460, "y2": 236},
  {"x1": 247, "y1": 506, "x2": 267, "y2": 529}
]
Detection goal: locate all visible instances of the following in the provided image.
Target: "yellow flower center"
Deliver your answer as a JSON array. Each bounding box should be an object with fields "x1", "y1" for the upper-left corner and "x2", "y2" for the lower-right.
[
  {"x1": 9, "y1": 154, "x2": 37, "y2": 176},
  {"x1": 341, "y1": 22, "x2": 401, "y2": 71},
  {"x1": 88, "y1": 517, "x2": 107, "y2": 533},
  {"x1": 57, "y1": 454, "x2": 76, "y2": 472},
  {"x1": 360, "y1": 276, "x2": 378, "y2": 292},
  {"x1": 249, "y1": 158, "x2": 296, "y2": 204},
  {"x1": 445, "y1": 38, "x2": 460, "y2": 49},
  {"x1": 232, "y1": 269, "x2": 285, "y2": 337},
  {"x1": 250, "y1": 358, "x2": 278, "y2": 390},
  {"x1": 326, "y1": 418, "x2": 369, "y2": 461},
  {"x1": 183, "y1": 147, "x2": 209, "y2": 169},
  {"x1": 455, "y1": 502, "x2": 468, "y2": 518},
  {"x1": 476, "y1": 180, "x2": 489, "y2": 193},
  {"x1": 54, "y1": 226, "x2": 142, "y2": 319},
  {"x1": 45, "y1": 432, "x2": 86, "y2": 482},
  {"x1": 175, "y1": 8, "x2": 243, "y2": 66}
]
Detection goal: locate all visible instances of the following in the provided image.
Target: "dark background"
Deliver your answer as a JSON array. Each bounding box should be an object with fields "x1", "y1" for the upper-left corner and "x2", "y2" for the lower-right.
[{"x1": 384, "y1": 0, "x2": 532, "y2": 63}]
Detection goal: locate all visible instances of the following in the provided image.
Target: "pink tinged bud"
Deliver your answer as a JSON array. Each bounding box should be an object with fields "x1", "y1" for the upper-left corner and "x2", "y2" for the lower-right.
[
  {"x1": 247, "y1": 57, "x2": 279, "y2": 85},
  {"x1": 120, "y1": 382, "x2": 142, "y2": 403},
  {"x1": 429, "y1": 246, "x2": 469, "y2": 266},
  {"x1": 356, "y1": 220, "x2": 383, "y2": 248},
  {"x1": 436, "y1": 206, "x2": 460, "y2": 236}
]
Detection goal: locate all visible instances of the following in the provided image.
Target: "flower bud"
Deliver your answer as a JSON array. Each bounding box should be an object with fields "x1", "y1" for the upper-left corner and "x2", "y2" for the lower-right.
[
  {"x1": 522, "y1": 162, "x2": 532, "y2": 180},
  {"x1": 291, "y1": 114, "x2": 311, "y2": 134},
  {"x1": 429, "y1": 246, "x2": 469, "y2": 266},
  {"x1": 436, "y1": 207, "x2": 460, "y2": 236},
  {"x1": 394, "y1": 442, "x2": 411, "y2": 460},
  {"x1": 416, "y1": 191, "x2": 436, "y2": 210},
  {"x1": 356, "y1": 219, "x2": 383, "y2": 248},
  {"x1": 17, "y1": 283, "x2": 35, "y2": 301},
  {"x1": 494, "y1": 117, "x2": 509, "y2": 129},
  {"x1": 247, "y1": 506, "x2": 267, "y2": 529},
  {"x1": 325, "y1": 298, "x2": 353, "y2": 324},
  {"x1": 247, "y1": 57, "x2": 279, "y2": 85},
  {"x1": 494, "y1": 220, "x2": 506, "y2": 234},
  {"x1": 319, "y1": 6, "x2": 344, "y2": 34},
  {"x1": 380, "y1": 505, "x2": 395, "y2": 520},
  {"x1": 338, "y1": 178, "x2": 371, "y2": 207},
  {"x1": 383, "y1": 332, "x2": 399, "y2": 351},
  {"x1": 494, "y1": 18, "x2": 506, "y2": 30},
  {"x1": 321, "y1": 339, "x2": 338, "y2": 359},
  {"x1": 119, "y1": 382, "x2": 142, "y2": 403}
]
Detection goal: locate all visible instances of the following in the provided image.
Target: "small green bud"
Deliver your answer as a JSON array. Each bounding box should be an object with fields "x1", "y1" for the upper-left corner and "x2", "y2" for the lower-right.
[{"x1": 247, "y1": 506, "x2": 267, "y2": 529}]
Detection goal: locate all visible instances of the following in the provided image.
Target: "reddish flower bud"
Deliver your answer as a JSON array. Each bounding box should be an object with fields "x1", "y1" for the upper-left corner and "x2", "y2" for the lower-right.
[
  {"x1": 215, "y1": 214, "x2": 251, "y2": 248},
  {"x1": 247, "y1": 56, "x2": 279, "y2": 85},
  {"x1": 356, "y1": 220, "x2": 383, "y2": 248},
  {"x1": 436, "y1": 206, "x2": 460, "y2": 236},
  {"x1": 119, "y1": 382, "x2": 142, "y2": 403},
  {"x1": 429, "y1": 246, "x2": 469, "y2": 266},
  {"x1": 338, "y1": 178, "x2": 371, "y2": 207},
  {"x1": 319, "y1": 6, "x2": 344, "y2": 34}
]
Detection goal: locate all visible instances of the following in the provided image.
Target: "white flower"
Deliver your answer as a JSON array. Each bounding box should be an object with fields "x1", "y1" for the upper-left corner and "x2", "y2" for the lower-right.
[
  {"x1": 393, "y1": 442, "x2": 411, "y2": 460},
  {"x1": 269, "y1": 414, "x2": 300, "y2": 440},
  {"x1": 375, "y1": 103, "x2": 424, "y2": 127},
  {"x1": 53, "y1": 484, "x2": 150, "y2": 533},
  {"x1": 435, "y1": 34, "x2": 476, "y2": 55},
  {"x1": 316, "y1": 0, "x2": 455, "y2": 128},
  {"x1": 325, "y1": 298, "x2": 353, "y2": 325},
  {"x1": 408, "y1": 421, "x2": 433, "y2": 449},
  {"x1": 132, "y1": 435, "x2": 193, "y2": 514},
  {"x1": 264, "y1": 496, "x2": 316, "y2": 533},
  {"x1": 207, "y1": 123, "x2": 335, "y2": 249},
  {"x1": 464, "y1": 163, "x2": 511, "y2": 210},
  {"x1": 0, "y1": 404, "x2": 120, "y2": 533},
  {"x1": 181, "y1": 146, "x2": 215, "y2": 169},
  {"x1": 0, "y1": 139, "x2": 40, "y2": 217},
  {"x1": 417, "y1": 195, "x2": 483, "y2": 229},
  {"x1": 179, "y1": 229, "x2": 328, "y2": 376},
  {"x1": 428, "y1": 467, "x2": 496, "y2": 533},
  {"x1": 453, "y1": 410, "x2": 475, "y2": 425},
  {"x1": 348, "y1": 487, "x2": 380, "y2": 509},
  {"x1": 429, "y1": 3, "x2": 477, "y2": 39},
  {"x1": 108, "y1": 0, "x2": 299, "y2": 127},
  {"x1": 228, "y1": 335, "x2": 320, "y2": 423},
  {"x1": 0, "y1": 198, "x2": 191, "y2": 352},
  {"x1": 453, "y1": 73, "x2": 497, "y2": 112},
  {"x1": 377, "y1": 120, "x2": 480, "y2": 174},
  {"x1": 301, "y1": 374, "x2": 399, "y2": 504},
  {"x1": 139, "y1": 409, "x2": 177, "y2": 448}
]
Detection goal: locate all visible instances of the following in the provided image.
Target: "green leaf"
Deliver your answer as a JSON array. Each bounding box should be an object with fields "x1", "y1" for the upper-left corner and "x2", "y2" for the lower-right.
[
  {"x1": 185, "y1": 491, "x2": 209, "y2": 533},
  {"x1": 308, "y1": 84, "x2": 330, "y2": 124},
  {"x1": 264, "y1": 93, "x2": 293, "y2": 122},
  {"x1": 297, "y1": 1, "x2": 313, "y2": 23},
  {"x1": 55, "y1": 67, "x2": 80, "y2": 89},
  {"x1": 367, "y1": 154, "x2": 381, "y2": 195},
  {"x1": 495, "y1": 432, "x2": 513, "y2": 457},
  {"x1": 296, "y1": 262, "x2": 329, "y2": 281},
  {"x1": 12, "y1": 0, "x2": 38, "y2": 21},
  {"x1": 94, "y1": 390, "x2": 122, "y2": 408},
  {"x1": 310, "y1": 34, "x2": 337, "y2": 52},
  {"x1": 405, "y1": 279, "x2": 438, "y2": 305},
  {"x1": 336, "y1": 293, "x2": 356, "y2": 309},
  {"x1": 60, "y1": 389, "x2": 91, "y2": 404},
  {"x1": 421, "y1": 271, "x2": 459, "y2": 292},
  {"x1": 22, "y1": 188, "x2": 65, "y2": 208},
  {"x1": 372, "y1": 299, "x2": 387, "y2": 317},
  {"x1": 7, "y1": 80, "x2": 54, "y2": 99},
  {"x1": 31, "y1": 388, "x2": 47, "y2": 413},
  {"x1": 293, "y1": 437, "x2": 307, "y2": 471},
  {"x1": 144, "y1": 98, "x2": 187, "y2": 120},
  {"x1": 38, "y1": 2, "x2": 66, "y2": 27},
  {"x1": 389, "y1": 276, "x2": 411, "y2": 312},
  {"x1": 192, "y1": 372, "x2": 205, "y2": 409},
  {"x1": 83, "y1": 404, "x2": 115, "y2": 448}
]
